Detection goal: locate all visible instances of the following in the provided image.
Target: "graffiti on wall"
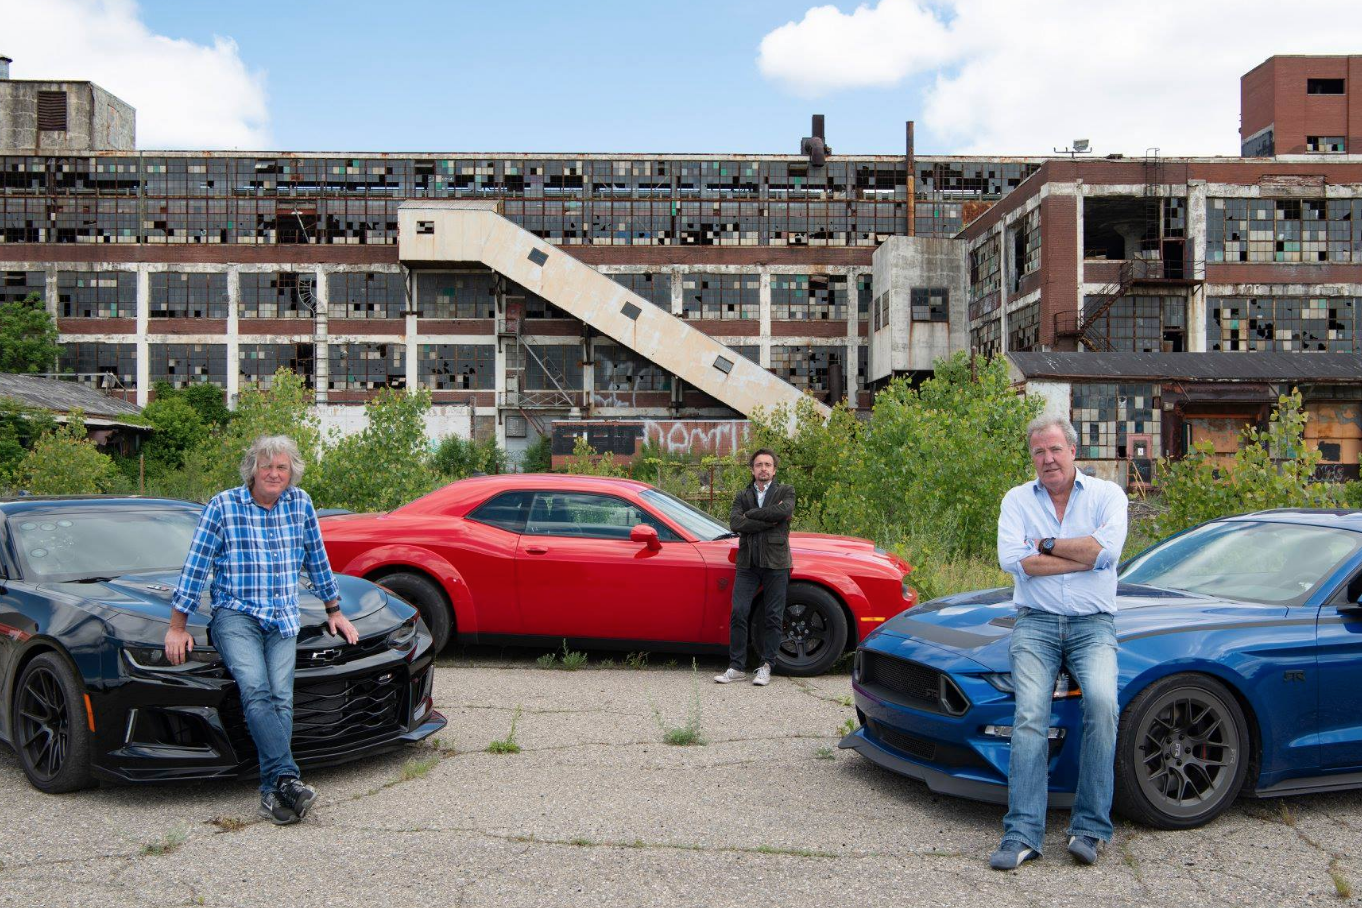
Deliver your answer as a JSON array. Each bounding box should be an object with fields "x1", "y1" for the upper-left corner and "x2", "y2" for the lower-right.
[{"x1": 642, "y1": 420, "x2": 749, "y2": 456}]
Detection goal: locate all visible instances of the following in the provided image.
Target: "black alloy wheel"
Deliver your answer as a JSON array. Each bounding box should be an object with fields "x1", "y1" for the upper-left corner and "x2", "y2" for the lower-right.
[
  {"x1": 772, "y1": 583, "x2": 848, "y2": 677},
  {"x1": 375, "y1": 570, "x2": 453, "y2": 653},
  {"x1": 14, "y1": 652, "x2": 95, "y2": 793},
  {"x1": 1113, "y1": 673, "x2": 1251, "y2": 829}
]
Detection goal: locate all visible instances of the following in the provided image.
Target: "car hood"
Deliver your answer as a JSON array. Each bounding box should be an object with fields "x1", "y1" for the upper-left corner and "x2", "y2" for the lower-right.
[
  {"x1": 37, "y1": 569, "x2": 391, "y2": 628},
  {"x1": 789, "y1": 532, "x2": 881, "y2": 556},
  {"x1": 871, "y1": 583, "x2": 1291, "y2": 672}
]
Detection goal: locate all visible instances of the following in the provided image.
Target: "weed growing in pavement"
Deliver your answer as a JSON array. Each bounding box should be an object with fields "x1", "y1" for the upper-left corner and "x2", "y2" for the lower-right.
[
  {"x1": 487, "y1": 706, "x2": 523, "y2": 754},
  {"x1": 838, "y1": 717, "x2": 858, "y2": 736},
  {"x1": 208, "y1": 816, "x2": 248, "y2": 833},
  {"x1": 398, "y1": 753, "x2": 441, "y2": 782},
  {"x1": 652, "y1": 660, "x2": 706, "y2": 746},
  {"x1": 835, "y1": 694, "x2": 853, "y2": 708},
  {"x1": 1279, "y1": 801, "x2": 1296, "y2": 826},
  {"x1": 536, "y1": 640, "x2": 589, "y2": 670},
  {"x1": 624, "y1": 651, "x2": 649, "y2": 669},
  {"x1": 664, "y1": 659, "x2": 678, "y2": 669},
  {"x1": 535, "y1": 652, "x2": 557, "y2": 669},
  {"x1": 598, "y1": 658, "x2": 615, "y2": 668},
  {"x1": 141, "y1": 828, "x2": 187, "y2": 856},
  {"x1": 815, "y1": 746, "x2": 835, "y2": 760},
  {"x1": 1331, "y1": 861, "x2": 1352, "y2": 898},
  {"x1": 568, "y1": 837, "x2": 594, "y2": 847},
  {"x1": 755, "y1": 844, "x2": 838, "y2": 858}
]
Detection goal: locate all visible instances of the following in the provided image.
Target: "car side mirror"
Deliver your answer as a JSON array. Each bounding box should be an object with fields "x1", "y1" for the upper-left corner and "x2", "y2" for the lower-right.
[{"x1": 630, "y1": 524, "x2": 662, "y2": 551}]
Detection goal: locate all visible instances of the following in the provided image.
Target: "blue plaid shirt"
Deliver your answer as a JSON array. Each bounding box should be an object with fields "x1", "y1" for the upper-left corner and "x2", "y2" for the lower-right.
[{"x1": 172, "y1": 484, "x2": 341, "y2": 637}]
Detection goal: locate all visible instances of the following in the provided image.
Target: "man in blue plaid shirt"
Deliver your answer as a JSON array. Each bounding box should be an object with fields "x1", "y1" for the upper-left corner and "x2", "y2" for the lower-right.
[{"x1": 166, "y1": 434, "x2": 358, "y2": 825}]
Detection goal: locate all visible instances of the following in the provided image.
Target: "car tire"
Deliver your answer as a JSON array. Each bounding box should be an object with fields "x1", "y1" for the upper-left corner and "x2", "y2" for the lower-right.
[
  {"x1": 376, "y1": 571, "x2": 453, "y2": 653},
  {"x1": 1113, "y1": 672, "x2": 1251, "y2": 830},
  {"x1": 13, "y1": 652, "x2": 95, "y2": 794},
  {"x1": 771, "y1": 583, "x2": 848, "y2": 678}
]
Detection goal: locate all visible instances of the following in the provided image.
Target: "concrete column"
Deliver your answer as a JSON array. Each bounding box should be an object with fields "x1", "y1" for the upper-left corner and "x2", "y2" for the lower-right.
[
  {"x1": 846, "y1": 270, "x2": 863, "y2": 407},
  {"x1": 670, "y1": 266, "x2": 683, "y2": 317},
  {"x1": 312, "y1": 268, "x2": 328, "y2": 404},
  {"x1": 135, "y1": 267, "x2": 150, "y2": 406},
  {"x1": 1186, "y1": 180, "x2": 1208, "y2": 353},
  {"x1": 759, "y1": 270, "x2": 772, "y2": 367},
  {"x1": 997, "y1": 221, "x2": 1011, "y2": 352},
  {"x1": 43, "y1": 268, "x2": 58, "y2": 319},
  {"x1": 225, "y1": 267, "x2": 240, "y2": 408},
  {"x1": 406, "y1": 269, "x2": 420, "y2": 394}
]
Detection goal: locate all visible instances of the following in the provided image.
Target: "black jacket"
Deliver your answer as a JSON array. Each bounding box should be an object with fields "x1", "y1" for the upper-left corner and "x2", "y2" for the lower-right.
[{"x1": 729, "y1": 481, "x2": 795, "y2": 570}]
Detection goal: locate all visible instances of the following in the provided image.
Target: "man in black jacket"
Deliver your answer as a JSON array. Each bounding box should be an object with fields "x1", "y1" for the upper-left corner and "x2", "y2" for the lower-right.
[{"x1": 715, "y1": 448, "x2": 795, "y2": 687}]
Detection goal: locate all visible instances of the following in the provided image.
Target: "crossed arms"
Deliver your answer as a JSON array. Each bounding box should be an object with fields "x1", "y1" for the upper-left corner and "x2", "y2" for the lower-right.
[{"x1": 730, "y1": 485, "x2": 795, "y2": 534}]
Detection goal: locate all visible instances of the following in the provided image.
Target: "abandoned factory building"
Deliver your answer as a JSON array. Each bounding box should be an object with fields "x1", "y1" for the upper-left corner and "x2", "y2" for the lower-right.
[{"x1": 1, "y1": 52, "x2": 1359, "y2": 476}]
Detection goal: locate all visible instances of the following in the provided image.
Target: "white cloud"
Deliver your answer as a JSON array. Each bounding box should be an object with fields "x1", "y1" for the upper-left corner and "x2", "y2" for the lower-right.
[
  {"x1": 758, "y1": 0, "x2": 1362, "y2": 155},
  {"x1": 2, "y1": 0, "x2": 271, "y2": 149}
]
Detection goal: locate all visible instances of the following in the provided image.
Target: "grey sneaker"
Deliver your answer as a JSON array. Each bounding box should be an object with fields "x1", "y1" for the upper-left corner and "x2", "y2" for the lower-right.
[
  {"x1": 753, "y1": 664, "x2": 771, "y2": 686},
  {"x1": 1067, "y1": 834, "x2": 1101, "y2": 865},
  {"x1": 714, "y1": 668, "x2": 746, "y2": 684},
  {"x1": 989, "y1": 839, "x2": 1039, "y2": 870},
  {"x1": 259, "y1": 790, "x2": 299, "y2": 826},
  {"x1": 276, "y1": 777, "x2": 317, "y2": 821}
]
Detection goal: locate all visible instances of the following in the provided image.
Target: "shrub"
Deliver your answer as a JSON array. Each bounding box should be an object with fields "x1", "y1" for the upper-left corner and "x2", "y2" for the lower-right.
[
  {"x1": 140, "y1": 395, "x2": 208, "y2": 468},
  {"x1": 309, "y1": 387, "x2": 442, "y2": 512},
  {"x1": 520, "y1": 435, "x2": 553, "y2": 473},
  {"x1": 432, "y1": 434, "x2": 508, "y2": 479},
  {"x1": 10, "y1": 411, "x2": 121, "y2": 494},
  {"x1": 563, "y1": 436, "x2": 628, "y2": 477}
]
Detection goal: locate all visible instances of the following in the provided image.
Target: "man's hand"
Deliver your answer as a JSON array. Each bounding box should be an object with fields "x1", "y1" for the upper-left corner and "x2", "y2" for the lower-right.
[
  {"x1": 164, "y1": 625, "x2": 193, "y2": 666},
  {"x1": 327, "y1": 606, "x2": 359, "y2": 645}
]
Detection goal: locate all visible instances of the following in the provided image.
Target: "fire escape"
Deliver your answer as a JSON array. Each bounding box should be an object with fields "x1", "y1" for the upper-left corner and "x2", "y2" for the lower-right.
[
  {"x1": 1055, "y1": 150, "x2": 1204, "y2": 351},
  {"x1": 497, "y1": 290, "x2": 585, "y2": 437}
]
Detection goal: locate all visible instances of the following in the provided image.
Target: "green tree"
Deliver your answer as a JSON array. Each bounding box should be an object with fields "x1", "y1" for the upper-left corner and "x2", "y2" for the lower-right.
[
  {"x1": 1155, "y1": 388, "x2": 1344, "y2": 537},
  {"x1": 0, "y1": 396, "x2": 57, "y2": 484},
  {"x1": 0, "y1": 293, "x2": 62, "y2": 374},
  {"x1": 10, "y1": 411, "x2": 120, "y2": 494},
  {"x1": 140, "y1": 394, "x2": 208, "y2": 468},
  {"x1": 432, "y1": 434, "x2": 509, "y2": 479},
  {"x1": 309, "y1": 387, "x2": 441, "y2": 512},
  {"x1": 746, "y1": 395, "x2": 860, "y2": 529},
  {"x1": 520, "y1": 435, "x2": 553, "y2": 473},
  {"x1": 563, "y1": 436, "x2": 628, "y2": 477}
]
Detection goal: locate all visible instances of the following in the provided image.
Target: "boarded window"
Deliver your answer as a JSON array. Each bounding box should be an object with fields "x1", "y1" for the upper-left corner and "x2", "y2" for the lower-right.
[{"x1": 37, "y1": 91, "x2": 68, "y2": 131}]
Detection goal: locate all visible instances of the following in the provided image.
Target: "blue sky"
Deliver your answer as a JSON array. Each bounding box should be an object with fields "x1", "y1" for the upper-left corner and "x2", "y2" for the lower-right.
[
  {"x1": 133, "y1": 0, "x2": 932, "y2": 154},
  {"x1": 11, "y1": 0, "x2": 1362, "y2": 155}
]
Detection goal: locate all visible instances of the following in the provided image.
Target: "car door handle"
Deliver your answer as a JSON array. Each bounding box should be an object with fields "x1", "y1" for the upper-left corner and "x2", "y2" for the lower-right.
[{"x1": 525, "y1": 545, "x2": 549, "y2": 555}]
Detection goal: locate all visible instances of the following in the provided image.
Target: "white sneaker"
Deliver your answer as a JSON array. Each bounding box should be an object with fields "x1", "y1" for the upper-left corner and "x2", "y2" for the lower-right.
[
  {"x1": 714, "y1": 668, "x2": 745, "y2": 684},
  {"x1": 753, "y1": 664, "x2": 771, "y2": 686}
]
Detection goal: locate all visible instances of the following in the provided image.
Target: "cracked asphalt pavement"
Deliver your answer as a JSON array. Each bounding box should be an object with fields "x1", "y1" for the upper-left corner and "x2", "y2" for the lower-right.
[{"x1": 1, "y1": 650, "x2": 1359, "y2": 907}]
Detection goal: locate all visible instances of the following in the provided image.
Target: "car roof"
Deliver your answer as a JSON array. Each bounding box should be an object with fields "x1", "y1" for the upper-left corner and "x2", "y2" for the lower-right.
[
  {"x1": 397, "y1": 473, "x2": 657, "y2": 516},
  {"x1": 1221, "y1": 508, "x2": 1362, "y2": 532}
]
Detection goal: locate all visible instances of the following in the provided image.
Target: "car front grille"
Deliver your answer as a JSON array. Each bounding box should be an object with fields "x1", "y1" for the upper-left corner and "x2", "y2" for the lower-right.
[
  {"x1": 294, "y1": 634, "x2": 392, "y2": 669},
  {"x1": 221, "y1": 669, "x2": 406, "y2": 762},
  {"x1": 868, "y1": 720, "x2": 935, "y2": 760},
  {"x1": 859, "y1": 651, "x2": 969, "y2": 715}
]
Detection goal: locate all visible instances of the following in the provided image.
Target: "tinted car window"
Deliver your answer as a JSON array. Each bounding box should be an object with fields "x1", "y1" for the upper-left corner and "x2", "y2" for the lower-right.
[
  {"x1": 467, "y1": 491, "x2": 534, "y2": 533},
  {"x1": 525, "y1": 492, "x2": 680, "y2": 541}
]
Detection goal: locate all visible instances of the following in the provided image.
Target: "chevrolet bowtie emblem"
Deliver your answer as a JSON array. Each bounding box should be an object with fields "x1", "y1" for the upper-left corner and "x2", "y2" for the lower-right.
[{"x1": 307, "y1": 648, "x2": 341, "y2": 663}]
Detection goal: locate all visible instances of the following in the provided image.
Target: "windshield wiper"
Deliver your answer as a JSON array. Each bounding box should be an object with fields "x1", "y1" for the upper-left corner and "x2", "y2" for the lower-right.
[
  {"x1": 71, "y1": 575, "x2": 118, "y2": 583},
  {"x1": 713, "y1": 532, "x2": 739, "y2": 540}
]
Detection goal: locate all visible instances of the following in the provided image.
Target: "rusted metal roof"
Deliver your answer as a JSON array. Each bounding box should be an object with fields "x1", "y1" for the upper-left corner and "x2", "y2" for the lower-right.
[
  {"x1": 0, "y1": 373, "x2": 144, "y2": 418},
  {"x1": 1007, "y1": 352, "x2": 1362, "y2": 383}
]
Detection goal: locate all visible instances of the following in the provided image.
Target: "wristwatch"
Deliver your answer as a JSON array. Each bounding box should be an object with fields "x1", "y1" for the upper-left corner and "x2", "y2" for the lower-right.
[
  {"x1": 325, "y1": 603, "x2": 341, "y2": 615},
  {"x1": 1039, "y1": 537, "x2": 1056, "y2": 555}
]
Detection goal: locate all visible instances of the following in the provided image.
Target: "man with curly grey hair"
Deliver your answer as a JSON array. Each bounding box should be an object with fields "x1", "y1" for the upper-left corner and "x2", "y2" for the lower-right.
[{"x1": 166, "y1": 434, "x2": 358, "y2": 825}]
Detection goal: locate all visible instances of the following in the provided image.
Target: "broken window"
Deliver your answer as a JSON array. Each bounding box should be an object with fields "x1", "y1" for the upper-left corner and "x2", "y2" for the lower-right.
[
  {"x1": 150, "y1": 272, "x2": 229, "y2": 319},
  {"x1": 58, "y1": 342, "x2": 137, "y2": 391},
  {"x1": 524, "y1": 344, "x2": 584, "y2": 391},
  {"x1": 1207, "y1": 197, "x2": 1362, "y2": 263},
  {"x1": 239, "y1": 271, "x2": 316, "y2": 318},
  {"x1": 681, "y1": 273, "x2": 759, "y2": 319},
  {"x1": 1306, "y1": 136, "x2": 1346, "y2": 153},
  {"x1": 770, "y1": 345, "x2": 844, "y2": 393},
  {"x1": 915, "y1": 160, "x2": 1040, "y2": 236},
  {"x1": 328, "y1": 343, "x2": 406, "y2": 391},
  {"x1": 418, "y1": 344, "x2": 494, "y2": 390},
  {"x1": 970, "y1": 317, "x2": 1001, "y2": 358},
  {"x1": 416, "y1": 272, "x2": 497, "y2": 319},
  {"x1": 328, "y1": 271, "x2": 406, "y2": 319},
  {"x1": 911, "y1": 288, "x2": 950, "y2": 323},
  {"x1": 1, "y1": 270, "x2": 45, "y2": 304},
  {"x1": 771, "y1": 274, "x2": 848, "y2": 320},
  {"x1": 857, "y1": 273, "x2": 872, "y2": 319},
  {"x1": 1071, "y1": 382, "x2": 1160, "y2": 460},
  {"x1": 594, "y1": 342, "x2": 670, "y2": 392},
  {"x1": 58, "y1": 271, "x2": 135, "y2": 318},
  {"x1": 1241, "y1": 129, "x2": 1274, "y2": 157},
  {"x1": 609, "y1": 272, "x2": 671, "y2": 308},
  {"x1": 1307, "y1": 78, "x2": 1345, "y2": 94},
  {"x1": 149, "y1": 343, "x2": 227, "y2": 388},
  {"x1": 1010, "y1": 207, "x2": 1041, "y2": 286},
  {"x1": 1083, "y1": 295, "x2": 1186, "y2": 353},
  {"x1": 1007, "y1": 302, "x2": 1039, "y2": 351},
  {"x1": 872, "y1": 293, "x2": 888, "y2": 332},
  {"x1": 968, "y1": 237, "x2": 1001, "y2": 326},
  {"x1": 1208, "y1": 296, "x2": 1357, "y2": 352},
  {"x1": 1083, "y1": 196, "x2": 1186, "y2": 274},
  {"x1": 239, "y1": 343, "x2": 315, "y2": 389}
]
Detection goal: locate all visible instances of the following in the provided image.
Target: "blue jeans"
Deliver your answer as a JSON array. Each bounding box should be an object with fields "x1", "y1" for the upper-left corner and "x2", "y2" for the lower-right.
[
  {"x1": 1002, "y1": 609, "x2": 1119, "y2": 851},
  {"x1": 210, "y1": 608, "x2": 299, "y2": 794}
]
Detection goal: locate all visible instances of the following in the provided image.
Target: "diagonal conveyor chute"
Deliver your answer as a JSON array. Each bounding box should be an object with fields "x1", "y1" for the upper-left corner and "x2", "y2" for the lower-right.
[{"x1": 398, "y1": 200, "x2": 826, "y2": 424}]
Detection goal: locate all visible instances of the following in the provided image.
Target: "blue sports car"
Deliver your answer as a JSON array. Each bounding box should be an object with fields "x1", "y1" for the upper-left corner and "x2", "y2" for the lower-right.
[{"x1": 839, "y1": 509, "x2": 1362, "y2": 829}]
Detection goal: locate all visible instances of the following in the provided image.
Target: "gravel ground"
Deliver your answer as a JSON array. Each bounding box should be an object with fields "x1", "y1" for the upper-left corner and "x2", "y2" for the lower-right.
[{"x1": 0, "y1": 648, "x2": 1358, "y2": 908}]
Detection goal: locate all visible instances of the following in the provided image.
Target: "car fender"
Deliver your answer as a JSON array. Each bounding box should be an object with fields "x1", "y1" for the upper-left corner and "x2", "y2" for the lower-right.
[
  {"x1": 790, "y1": 567, "x2": 872, "y2": 635},
  {"x1": 335, "y1": 545, "x2": 479, "y2": 636}
]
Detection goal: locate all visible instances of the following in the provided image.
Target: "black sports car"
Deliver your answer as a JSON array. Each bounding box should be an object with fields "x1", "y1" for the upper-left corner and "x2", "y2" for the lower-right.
[{"x1": 0, "y1": 496, "x2": 446, "y2": 793}]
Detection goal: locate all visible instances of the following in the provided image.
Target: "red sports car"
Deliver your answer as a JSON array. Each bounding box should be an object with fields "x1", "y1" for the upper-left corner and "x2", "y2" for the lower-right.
[{"x1": 320, "y1": 475, "x2": 916, "y2": 676}]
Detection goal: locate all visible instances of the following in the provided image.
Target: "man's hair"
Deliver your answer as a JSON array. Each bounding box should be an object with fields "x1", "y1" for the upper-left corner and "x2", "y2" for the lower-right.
[
  {"x1": 240, "y1": 435, "x2": 305, "y2": 489},
  {"x1": 1026, "y1": 415, "x2": 1078, "y2": 449},
  {"x1": 749, "y1": 448, "x2": 779, "y2": 468}
]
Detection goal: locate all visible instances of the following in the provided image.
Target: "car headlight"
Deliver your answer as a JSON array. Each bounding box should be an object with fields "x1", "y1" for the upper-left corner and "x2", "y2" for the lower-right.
[
  {"x1": 387, "y1": 616, "x2": 418, "y2": 650},
  {"x1": 123, "y1": 645, "x2": 222, "y2": 670},
  {"x1": 983, "y1": 671, "x2": 1081, "y2": 699}
]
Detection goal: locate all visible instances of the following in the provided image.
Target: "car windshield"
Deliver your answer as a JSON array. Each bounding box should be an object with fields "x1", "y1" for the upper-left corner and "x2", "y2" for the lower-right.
[
  {"x1": 639, "y1": 488, "x2": 731, "y2": 541},
  {"x1": 1120, "y1": 519, "x2": 1362, "y2": 605},
  {"x1": 9, "y1": 506, "x2": 201, "y2": 582}
]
